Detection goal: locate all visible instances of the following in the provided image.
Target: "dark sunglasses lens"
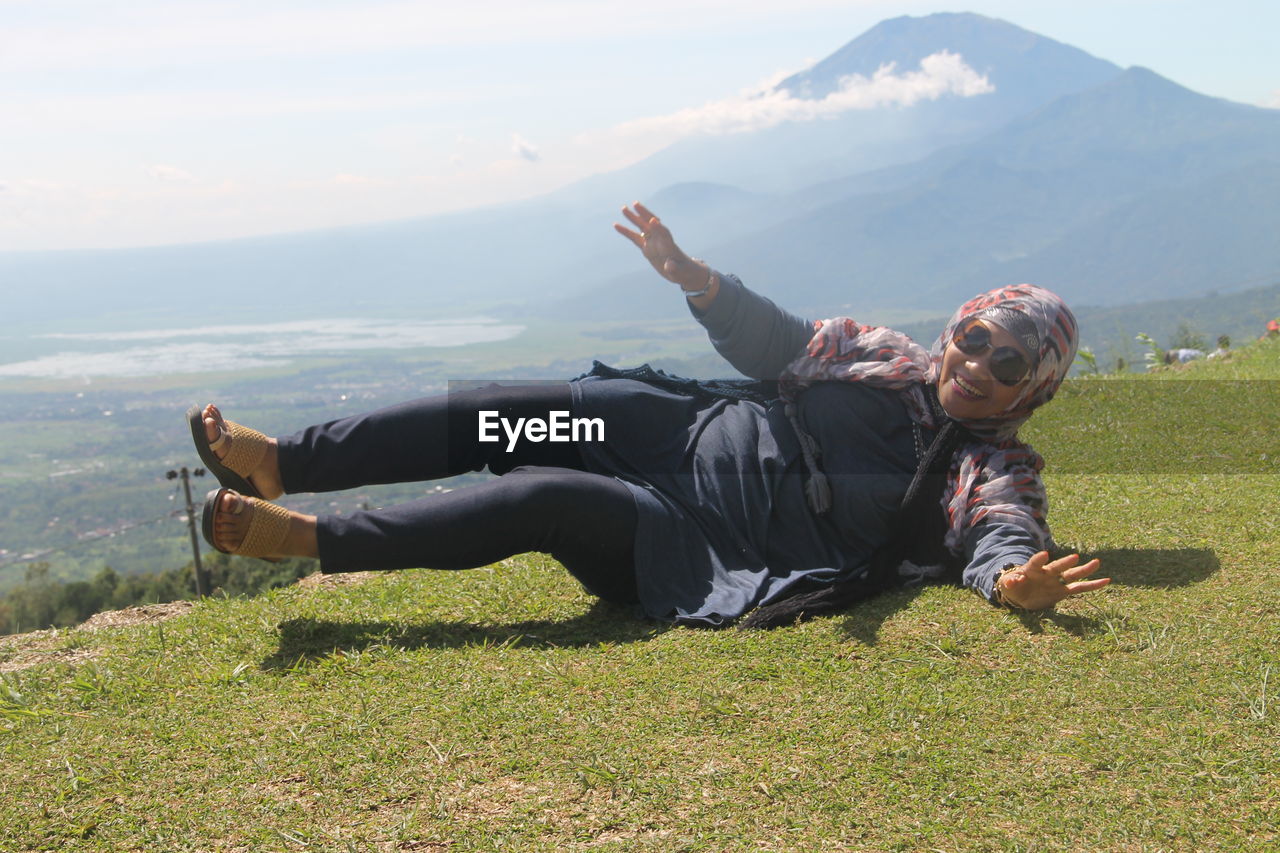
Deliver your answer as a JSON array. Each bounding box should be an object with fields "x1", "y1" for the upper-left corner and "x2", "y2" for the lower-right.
[
  {"x1": 954, "y1": 323, "x2": 990, "y2": 354},
  {"x1": 990, "y1": 348, "x2": 1030, "y2": 386}
]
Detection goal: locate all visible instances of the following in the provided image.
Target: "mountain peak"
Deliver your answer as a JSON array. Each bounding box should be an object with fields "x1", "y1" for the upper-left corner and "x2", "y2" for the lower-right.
[{"x1": 777, "y1": 12, "x2": 1119, "y2": 103}]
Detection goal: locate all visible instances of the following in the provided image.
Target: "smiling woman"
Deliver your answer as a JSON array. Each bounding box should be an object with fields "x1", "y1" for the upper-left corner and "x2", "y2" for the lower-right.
[
  {"x1": 188, "y1": 202, "x2": 1109, "y2": 629},
  {"x1": 937, "y1": 318, "x2": 1036, "y2": 421}
]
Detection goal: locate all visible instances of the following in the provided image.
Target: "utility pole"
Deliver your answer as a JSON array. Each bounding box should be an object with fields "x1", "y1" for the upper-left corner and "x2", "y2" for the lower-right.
[{"x1": 167, "y1": 466, "x2": 208, "y2": 597}]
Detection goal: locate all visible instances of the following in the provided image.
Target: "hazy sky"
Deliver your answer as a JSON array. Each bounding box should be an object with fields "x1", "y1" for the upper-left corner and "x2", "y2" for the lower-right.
[{"x1": 2, "y1": 0, "x2": 1275, "y2": 252}]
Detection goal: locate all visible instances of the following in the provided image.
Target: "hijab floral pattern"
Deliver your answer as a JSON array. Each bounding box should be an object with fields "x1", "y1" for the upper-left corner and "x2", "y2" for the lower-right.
[{"x1": 779, "y1": 284, "x2": 1078, "y2": 555}]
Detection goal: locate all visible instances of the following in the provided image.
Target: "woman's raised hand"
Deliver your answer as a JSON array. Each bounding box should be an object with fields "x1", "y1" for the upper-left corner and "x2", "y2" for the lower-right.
[
  {"x1": 614, "y1": 202, "x2": 709, "y2": 292},
  {"x1": 997, "y1": 551, "x2": 1111, "y2": 611}
]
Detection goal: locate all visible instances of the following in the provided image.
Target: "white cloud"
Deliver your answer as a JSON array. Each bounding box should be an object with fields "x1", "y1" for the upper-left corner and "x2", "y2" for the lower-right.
[
  {"x1": 602, "y1": 51, "x2": 994, "y2": 139},
  {"x1": 1264, "y1": 89, "x2": 1280, "y2": 109},
  {"x1": 511, "y1": 133, "x2": 540, "y2": 163}
]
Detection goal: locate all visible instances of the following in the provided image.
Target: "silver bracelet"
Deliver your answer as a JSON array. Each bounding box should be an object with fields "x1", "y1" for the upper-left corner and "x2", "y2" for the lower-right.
[
  {"x1": 682, "y1": 267, "x2": 716, "y2": 299},
  {"x1": 994, "y1": 563, "x2": 1028, "y2": 611}
]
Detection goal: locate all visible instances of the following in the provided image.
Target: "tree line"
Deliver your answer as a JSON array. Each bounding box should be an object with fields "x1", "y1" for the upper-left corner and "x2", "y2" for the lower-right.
[{"x1": 0, "y1": 555, "x2": 318, "y2": 637}]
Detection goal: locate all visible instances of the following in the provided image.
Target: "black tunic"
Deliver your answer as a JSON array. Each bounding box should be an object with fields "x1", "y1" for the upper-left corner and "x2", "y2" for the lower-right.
[{"x1": 570, "y1": 274, "x2": 1036, "y2": 624}]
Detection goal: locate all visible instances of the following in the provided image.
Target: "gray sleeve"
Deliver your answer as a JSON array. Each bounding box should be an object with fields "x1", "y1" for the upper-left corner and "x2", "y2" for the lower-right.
[
  {"x1": 688, "y1": 272, "x2": 816, "y2": 379},
  {"x1": 961, "y1": 520, "x2": 1041, "y2": 605}
]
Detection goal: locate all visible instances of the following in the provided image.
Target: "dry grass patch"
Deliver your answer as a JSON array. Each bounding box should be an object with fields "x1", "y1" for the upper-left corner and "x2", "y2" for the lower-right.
[
  {"x1": 0, "y1": 628, "x2": 100, "y2": 673},
  {"x1": 296, "y1": 570, "x2": 378, "y2": 589},
  {"x1": 1, "y1": 600, "x2": 192, "y2": 672}
]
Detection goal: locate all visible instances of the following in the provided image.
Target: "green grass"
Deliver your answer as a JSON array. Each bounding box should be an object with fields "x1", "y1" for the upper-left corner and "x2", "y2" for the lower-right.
[{"x1": 2, "y1": 342, "x2": 1279, "y2": 850}]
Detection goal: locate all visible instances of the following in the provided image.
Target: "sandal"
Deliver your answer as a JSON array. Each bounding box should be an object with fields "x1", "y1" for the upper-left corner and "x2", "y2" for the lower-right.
[
  {"x1": 201, "y1": 487, "x2": 292, "y2": 561},
  {"x1": 187, "y1": 404, "x2": 269, "y2": 499}
]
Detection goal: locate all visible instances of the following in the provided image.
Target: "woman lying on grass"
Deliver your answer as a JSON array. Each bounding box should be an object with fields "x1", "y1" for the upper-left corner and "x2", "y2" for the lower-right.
[{"x1": 189, "y1": 202, "x2": 1109, "y2": 628}]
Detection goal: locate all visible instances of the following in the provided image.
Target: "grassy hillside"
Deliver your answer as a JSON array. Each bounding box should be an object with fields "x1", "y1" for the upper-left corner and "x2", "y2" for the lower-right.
[{"x1": 2, "y1": 340, "x2": 1278, "y2": 851}]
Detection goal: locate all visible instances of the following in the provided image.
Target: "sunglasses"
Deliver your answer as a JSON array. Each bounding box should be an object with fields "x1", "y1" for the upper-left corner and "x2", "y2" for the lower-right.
[{"x1": 952, "y1": 321, "x2": 1034, "y2": 386}]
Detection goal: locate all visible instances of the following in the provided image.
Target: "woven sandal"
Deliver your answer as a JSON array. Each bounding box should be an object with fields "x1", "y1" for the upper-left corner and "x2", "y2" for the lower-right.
[
  {"x1": 201, "y1": 487, "x2": 292, "y2": 561},
  {"x1": 187, "y1": 404, "x2": 269, "y2": 499}
]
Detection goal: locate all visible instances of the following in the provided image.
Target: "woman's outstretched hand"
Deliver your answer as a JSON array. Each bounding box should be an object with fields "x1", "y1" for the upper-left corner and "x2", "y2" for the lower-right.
[
  {"x1": 614, "y1": 202, "x2": 710, "y2": 292},
  {"x1": 997, "y1": 551, "x2": 1111, "y2": 610}
]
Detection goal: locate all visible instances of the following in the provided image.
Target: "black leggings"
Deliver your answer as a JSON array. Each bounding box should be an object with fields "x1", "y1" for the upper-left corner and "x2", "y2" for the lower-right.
[{"x1": 274, "y1": 383, "x2": 640, "y2": 604}]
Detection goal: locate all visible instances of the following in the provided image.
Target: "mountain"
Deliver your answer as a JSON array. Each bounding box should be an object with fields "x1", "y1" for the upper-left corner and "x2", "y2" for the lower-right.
[
  {"x1": 0, "y1": 12, "x2": 1124, "y2": 332},
  {"x1": 558, "y1": 12, "x2": 1121, "y2": 199},
  {"x1": 562, "y1": 64, "x2": 1280, "y2": 323},
  {"x1": 3, "y1": 13, "x2": 1276, "y2": 341},
  {"x1": 779, "y1": 12, "x2": 1118, "y2": 123}
]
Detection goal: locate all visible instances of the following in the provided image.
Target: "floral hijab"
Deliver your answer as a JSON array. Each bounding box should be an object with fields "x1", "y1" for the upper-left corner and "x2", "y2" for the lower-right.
[{"x1": 779, "y1": 284, "x2": 1078, "y2": 554}]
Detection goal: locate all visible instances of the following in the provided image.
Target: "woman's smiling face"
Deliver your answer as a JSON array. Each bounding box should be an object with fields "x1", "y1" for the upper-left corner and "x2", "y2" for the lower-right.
[{"x1": 936, "y1": 319, "x2": 1034, "y2": 421}]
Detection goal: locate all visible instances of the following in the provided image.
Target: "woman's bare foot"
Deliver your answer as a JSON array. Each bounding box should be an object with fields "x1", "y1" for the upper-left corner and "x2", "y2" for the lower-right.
[
  {"x1": 212, "y1": 491, "x2": 319, "y2": 559},
  {"x1": 201, "y1": 404, "x2": 286, "y2": 499}
]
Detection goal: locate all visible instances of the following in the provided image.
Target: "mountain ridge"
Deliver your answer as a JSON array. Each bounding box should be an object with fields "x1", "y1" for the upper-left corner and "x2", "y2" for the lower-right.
[{"x1": 1, "y1": 13, "x2": 1273, "y2": 337}]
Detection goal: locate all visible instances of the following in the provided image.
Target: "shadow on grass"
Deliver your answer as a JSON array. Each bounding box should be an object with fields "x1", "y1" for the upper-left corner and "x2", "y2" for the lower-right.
[
  {"x1": 261, "y1": 599, "x2": 668, "y2": 671},
  {"x1": 1083, "y1": 547, "x2": 1220, "y2": 589},
  {"x1": 264, "y1": 549, "x2": 1220, "y2": 666},
  {"x1": 1020, "y1": 546, "x2": 1221, "y2": 638},
  {"x1": 836, "y1": 585, "x2": 928, "y2": 646},
  {"x1": 835, "y1": 547, "x2": 1219, "y2": 643}
]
